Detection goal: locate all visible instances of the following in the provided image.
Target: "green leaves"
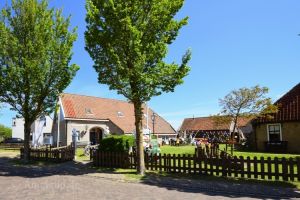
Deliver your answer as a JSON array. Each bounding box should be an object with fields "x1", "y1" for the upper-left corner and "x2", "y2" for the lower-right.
[
  {"x1": 0, "y1": 0, "x2": 78, "y2": 122},
  {"x1": 0, "y1": 124, "x2": 12, "y2": 139},
  {"x1": 85, "y1": 0, "x2": 191, "y2": 103},
  {"x1": 219, "y1": 85, "x2": 278, "y2": 119}
]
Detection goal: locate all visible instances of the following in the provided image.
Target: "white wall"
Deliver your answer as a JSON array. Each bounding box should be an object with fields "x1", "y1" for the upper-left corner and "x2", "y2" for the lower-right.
[
  {"x1": 12, "y1": 118, "x2": 25, "y2": 139},
  {"x1": 11, "y1": 116, "x2": 53, "y2": 143}
]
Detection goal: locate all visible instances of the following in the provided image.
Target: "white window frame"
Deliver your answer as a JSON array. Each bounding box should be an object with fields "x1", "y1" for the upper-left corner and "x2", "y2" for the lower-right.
[{"x1": 267, "y1": 124, "x2": 282, "y2": 142}]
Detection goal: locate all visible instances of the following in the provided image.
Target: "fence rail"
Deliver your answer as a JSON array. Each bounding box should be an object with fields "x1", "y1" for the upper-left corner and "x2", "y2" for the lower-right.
[
  {"x1": 93, "y1": 151, "x2": 300, "y2": 182},
  {"x1": 20, "y1": 145, "x2": 74, "y2": 162}
]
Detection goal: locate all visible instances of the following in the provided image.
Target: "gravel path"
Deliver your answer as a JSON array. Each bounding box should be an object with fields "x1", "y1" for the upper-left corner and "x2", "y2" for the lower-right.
[{"x1": 0, "y1": 152, "x2": 299, "y2": 200}]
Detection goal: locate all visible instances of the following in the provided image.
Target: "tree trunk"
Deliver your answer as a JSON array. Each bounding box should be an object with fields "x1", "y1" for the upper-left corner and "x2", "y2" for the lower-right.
[
  {"x1": 23, "y1": 120, "x2": 32, "y2": 162},
  {"x1": 133, "y1": 101, "x2": 145, "y2": 175},
  {"x1": 231, "y1": 116, "x2": 239, "y2": 155}
]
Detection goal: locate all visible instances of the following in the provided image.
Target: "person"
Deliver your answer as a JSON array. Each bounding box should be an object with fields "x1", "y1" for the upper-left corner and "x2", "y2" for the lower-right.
[{"x1": 176, "y1": 137, "x2": 180, "y2": 146}]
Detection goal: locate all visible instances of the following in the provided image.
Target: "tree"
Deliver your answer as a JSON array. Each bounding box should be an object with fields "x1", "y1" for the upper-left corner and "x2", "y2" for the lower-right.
[
  {"x1": 0, "y1": 124, "x2": 12, "y2": 140},
  {"x1": 0, "y1": 0, "x2": 79, "y2": 161},
  {"x1": 85, "y1": 0, "x2": 191, "y2": 175},
  {"x1": 215, "y1": 85, "x2": 277, "y2": 154}
]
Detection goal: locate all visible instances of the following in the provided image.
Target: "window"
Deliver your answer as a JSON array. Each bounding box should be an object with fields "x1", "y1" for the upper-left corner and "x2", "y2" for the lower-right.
[
  {"x1": 267, "y1": 124, "x2": 281, "y2": 142},
  {"x1": 85, "y1": 108, "x2": 93, "y2": 115},
  {"x1": 12, "y1": 118, "x2": 16, "y2": 126},
  {"x1": 117, "y1": 111, "x2": 124, "y2": 117}
]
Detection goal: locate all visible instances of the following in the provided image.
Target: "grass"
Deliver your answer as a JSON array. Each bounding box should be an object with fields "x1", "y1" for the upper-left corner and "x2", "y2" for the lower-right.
[
  {"x1": 160, "y1": 144, "x2": 300, "y2": 159},
  {"x1": 0, "y1": 148, "x2": 20, "y2": 153},
  {"x1": 75, "y1": 148, "x2": 90, "y2": 162},
  {"x1": 219, "y1": 144, "x2": 300, "y2": 159},
  {"x1": 160, "y1": 145, "x2": 196, "y2": 155}
]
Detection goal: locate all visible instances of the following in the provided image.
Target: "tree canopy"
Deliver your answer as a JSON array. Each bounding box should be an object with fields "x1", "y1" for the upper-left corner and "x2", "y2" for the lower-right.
[
  {"x1": 85, "y1": 0, "x2": 191, "y2": 102},
  {"x1": 213, "y1": 85, "x2": 277, "y2": 153},
  {"x1": 0, "y1": 0, "x2": 79, "y2": 160}
]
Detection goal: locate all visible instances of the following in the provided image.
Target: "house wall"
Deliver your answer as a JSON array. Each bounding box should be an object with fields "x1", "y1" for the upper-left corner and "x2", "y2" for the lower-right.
[
  {"x1": 12, "y1": 116, "x2": 53, "y2": 142},
  {"x1": 256, "y1": 122, "x2": 300, "y2": 153},
  {"x1": 52, "y1": 107, "x2": 68, "y2": 146},
  {"x1": 12, "y1": 118, "x2": 24, "y2": 139},
  {"x1": 62, "y1": 120, "x2": 124, "y2": 145}
]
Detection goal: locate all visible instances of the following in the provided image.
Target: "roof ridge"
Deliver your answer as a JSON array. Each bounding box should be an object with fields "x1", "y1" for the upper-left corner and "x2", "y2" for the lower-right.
[
  {"x1": 275, "y1": 82, "x2": 300, "y2": 104},
  {"x1": 61, "y1": 93, "x2": 130, "y2": 104}
]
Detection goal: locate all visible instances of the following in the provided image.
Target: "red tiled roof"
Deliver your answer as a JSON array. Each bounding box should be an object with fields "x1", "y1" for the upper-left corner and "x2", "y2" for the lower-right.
[
  {"x1": 179, "y1": 116, "x2": 252, "y2": 132},
  {"x1": 257, "y1": 83, "x2": 300, "y2": 123},
  {"x1": 60, "y1": 93, "x2": 176, "y2": 134}
]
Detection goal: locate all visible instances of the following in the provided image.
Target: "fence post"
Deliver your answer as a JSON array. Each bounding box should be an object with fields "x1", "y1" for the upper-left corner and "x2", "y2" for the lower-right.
[
  {"x1": 267, "y1": 157, "x2": 272, "y2": 180},
  {"x1": 260, "y1": 157, "x2": 265, "y2": 180},
  {"x1": 177, "y1": 154, "x2": 181, "y2": 173},
  {"x1": 222, "y1": 156, "x2": 227, "y2": 177},
  {"x1": 282, "y1": 157, "x2": 288, "y2": 181},
  {"x1": 167, "y1": 154, "x2": 171, "y2": 172},
  {"x1": 289, "y1": 158, "x2": 294, "y2": 182},
  {"x1": 253, "y1": 157, "x2": 258, "y2": 179},
  {"x1": 215, "y1": 156, "x2": 220, "y2": 176},
  {"x1": 297, "y1": 157, "x2": 300, "y2": 182},
  {"x1": 172, "y1": 154, "x2": 176, "y2": 173},
  {"x1": 188, "y1": 154, "x2": 191, "y2": 174},
  {"x1": 274, "y1": 157, "x2": 279, "y2": 180},
  {"x1": 233, "y1": 156, "x2": 238, "y2": 177},
  {"x1": 158, "y1": 154, "x2": 162, "y2": 172},
  {"x1": 239, "y1": 156, "x2": 244, "y2": 178},
  {"x1": 45, "y1": 148, "x2": 48, "y2": 161},
  {"x1": 247, "y1": 156, "x2": 251, "y2": 179}
]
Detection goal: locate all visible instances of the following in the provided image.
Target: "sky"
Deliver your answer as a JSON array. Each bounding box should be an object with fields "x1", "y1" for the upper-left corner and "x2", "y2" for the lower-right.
[{"x1": 1, "y1": 0, "x2": 300, "y2": 130}]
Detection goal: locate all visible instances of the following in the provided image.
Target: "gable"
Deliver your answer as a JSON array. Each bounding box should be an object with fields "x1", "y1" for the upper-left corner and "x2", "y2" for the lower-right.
[{"x1": 257, "y1": 83, "x2": 300, "y2": 123}]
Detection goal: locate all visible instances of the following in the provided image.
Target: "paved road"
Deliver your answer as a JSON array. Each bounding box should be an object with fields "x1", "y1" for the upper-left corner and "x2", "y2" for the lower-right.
[{"x1": 0, "y1": 152, "x2": 299, "y2": 200}]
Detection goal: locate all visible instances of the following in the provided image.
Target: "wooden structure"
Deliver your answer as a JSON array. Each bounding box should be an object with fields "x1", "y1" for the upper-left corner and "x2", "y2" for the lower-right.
[
  {"x1": 20, "y1": 145, "x2": 74, "y2": 162},
  {"x1": 92, "y1": 150, "x2": 300, "y2": 182}
]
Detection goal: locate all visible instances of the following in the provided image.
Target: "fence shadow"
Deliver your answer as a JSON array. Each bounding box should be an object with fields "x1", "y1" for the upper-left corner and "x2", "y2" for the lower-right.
[{"x1": 140, "y1": 172, "x2": 300, "y2": 199}]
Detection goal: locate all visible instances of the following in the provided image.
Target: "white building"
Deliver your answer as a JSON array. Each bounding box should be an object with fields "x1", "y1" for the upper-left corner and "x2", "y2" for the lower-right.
[
  {"x1": 12, "y1": 116, "x2": 53, "y2": 146},
  {"x1": 52, "y1": 93, "x2": 176, "y2": 147}
]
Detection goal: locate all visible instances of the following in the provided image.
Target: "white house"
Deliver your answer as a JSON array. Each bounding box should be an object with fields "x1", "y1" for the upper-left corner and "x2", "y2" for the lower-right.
[{"x1": 12, "y1": 116, "x2": 53, "y2": 146}]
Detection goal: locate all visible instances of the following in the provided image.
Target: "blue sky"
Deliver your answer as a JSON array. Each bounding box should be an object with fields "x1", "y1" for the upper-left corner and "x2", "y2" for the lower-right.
[{"x1": 1, "y1": 0, "x2": 300, "y2": 129}]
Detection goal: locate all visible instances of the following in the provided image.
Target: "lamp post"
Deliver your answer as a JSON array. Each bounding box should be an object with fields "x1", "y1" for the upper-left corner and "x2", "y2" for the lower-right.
[{"x1": 151, "y1": 113, "x2": 157, "y2": 139}]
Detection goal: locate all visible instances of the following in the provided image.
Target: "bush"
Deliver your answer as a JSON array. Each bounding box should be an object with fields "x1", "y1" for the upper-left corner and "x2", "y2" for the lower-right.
[{"x1": 98, "y1": 135, "x2": 135, "y2": 152}]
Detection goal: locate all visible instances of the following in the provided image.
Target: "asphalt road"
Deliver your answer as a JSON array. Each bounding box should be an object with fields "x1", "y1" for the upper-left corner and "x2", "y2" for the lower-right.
[{"x1": 0, "y1": 152, "x2": 299, "y2": 200}]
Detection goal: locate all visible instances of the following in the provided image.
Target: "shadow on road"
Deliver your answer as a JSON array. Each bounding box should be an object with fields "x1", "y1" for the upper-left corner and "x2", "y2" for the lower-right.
[
  {"x1": 140, "y1": 173, "x2": 300, "y2": 199},
  {"x1": 1, "y1": 155, "x2": 299, "y2": 199}
]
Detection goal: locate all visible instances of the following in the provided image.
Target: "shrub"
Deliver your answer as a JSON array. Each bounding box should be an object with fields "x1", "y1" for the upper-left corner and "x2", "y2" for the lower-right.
[{"x1": 99, "y1": 135, "x2": 135, "y2": 152}]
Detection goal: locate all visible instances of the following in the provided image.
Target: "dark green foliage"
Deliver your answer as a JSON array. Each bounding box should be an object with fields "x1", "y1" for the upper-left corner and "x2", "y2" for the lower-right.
[{"x1": 99, "y1": 135, "x2": 135, "y2": 153}]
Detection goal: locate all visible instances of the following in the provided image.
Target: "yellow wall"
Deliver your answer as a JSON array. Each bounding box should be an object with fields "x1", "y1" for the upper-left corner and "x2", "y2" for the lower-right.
[{"x1": 256, "y1": 122, "x2": 300, "y2": 153}]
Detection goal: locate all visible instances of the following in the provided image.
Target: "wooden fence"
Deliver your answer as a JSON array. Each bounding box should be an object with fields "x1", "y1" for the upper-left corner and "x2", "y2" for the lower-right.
[
  {"x1": 93, "y1": 151, "x2": 300, "y2": 182},
  {"x1": 20, "y1": 145, "x2": 74, "y2": 162}
]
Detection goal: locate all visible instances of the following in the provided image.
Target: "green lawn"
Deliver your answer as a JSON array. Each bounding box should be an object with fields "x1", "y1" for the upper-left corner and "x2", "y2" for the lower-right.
[
  {"x1": 160, "y1": 144, "x2": 300, "y2": 159},
  {"x1": 75, "y1": 148, "x2": 90, "y2": 162},
  {"x1": 160, "y1": 145, "x2": 196, "y2": 155},
  {"x1": 218, "y1": 144, "x2": 300, "y2": 159}
]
